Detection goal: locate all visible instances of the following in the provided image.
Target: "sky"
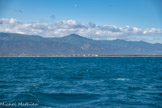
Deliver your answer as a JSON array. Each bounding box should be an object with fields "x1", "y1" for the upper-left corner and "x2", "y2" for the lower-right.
[{"x1": 0, "y1": 0, "x2": 162, "y2": 43}]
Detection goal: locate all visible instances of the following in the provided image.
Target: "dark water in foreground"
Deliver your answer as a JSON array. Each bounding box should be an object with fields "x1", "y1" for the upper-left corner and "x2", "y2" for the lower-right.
[{"x1": 0, "y1": 57, "x2": 162, "y2": 108}]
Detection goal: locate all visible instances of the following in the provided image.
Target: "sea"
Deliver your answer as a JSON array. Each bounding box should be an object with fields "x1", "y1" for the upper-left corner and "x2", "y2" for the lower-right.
[{"x1": 0, "y1": 57, "x2": 162, "y2": 108}]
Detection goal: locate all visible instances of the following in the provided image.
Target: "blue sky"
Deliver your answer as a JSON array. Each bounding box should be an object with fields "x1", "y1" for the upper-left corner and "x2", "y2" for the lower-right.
[
  {"x1": 0, "y1": 0, "x2": 162, "y2": 43},
  {"x1": 0, "y1": 0, "x2": 162, "y2": 28}
]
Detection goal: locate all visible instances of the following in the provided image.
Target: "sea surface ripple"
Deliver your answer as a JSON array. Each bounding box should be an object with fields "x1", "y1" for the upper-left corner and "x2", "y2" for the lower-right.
[{"x1": 0, "y1": 57, "x2": 162, "y2": 108}]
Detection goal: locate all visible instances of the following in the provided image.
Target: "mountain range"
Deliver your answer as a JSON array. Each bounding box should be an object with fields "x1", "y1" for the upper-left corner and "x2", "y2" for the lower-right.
[{"x1": 0, "y1": 32, "x2": 162, "y2": 56}]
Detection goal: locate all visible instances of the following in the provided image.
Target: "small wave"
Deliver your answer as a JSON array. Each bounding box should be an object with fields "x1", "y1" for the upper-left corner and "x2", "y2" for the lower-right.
[
  {"x1": 36, "y1": 92, "x2": 100, "y2": 104},
  {"x1": 113, "y1": 78, "x2": 130, "y2": 81},
  {"x1": 0, "y1": 80, "x2": 7, "y2": 83}
]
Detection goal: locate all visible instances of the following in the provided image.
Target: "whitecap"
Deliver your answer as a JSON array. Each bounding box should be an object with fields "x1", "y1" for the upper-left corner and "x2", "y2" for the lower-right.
[{"x1": 114, "y1": 78, "x2": 130, "y2": 81}]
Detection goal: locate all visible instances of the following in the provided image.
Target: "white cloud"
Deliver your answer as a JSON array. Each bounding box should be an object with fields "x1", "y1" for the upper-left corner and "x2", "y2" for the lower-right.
[{"x1": 0, "y1": 18, "x2": 162, "y2": 43}]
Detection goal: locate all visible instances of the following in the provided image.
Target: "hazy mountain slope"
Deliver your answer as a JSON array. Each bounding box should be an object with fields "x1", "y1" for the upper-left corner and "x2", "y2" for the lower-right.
[{"x1": 0, "y1": 32, "x2": 162, "y2": 56}]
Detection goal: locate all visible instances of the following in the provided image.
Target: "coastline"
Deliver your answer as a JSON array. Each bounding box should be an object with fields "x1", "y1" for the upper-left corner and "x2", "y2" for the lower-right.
[{"x1": 1, "y1": 55, "x2": 162, "y2": 57}]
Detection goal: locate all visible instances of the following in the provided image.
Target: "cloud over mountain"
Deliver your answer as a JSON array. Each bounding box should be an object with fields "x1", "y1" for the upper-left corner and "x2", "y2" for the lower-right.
[{"x1": 0, "y1": 18, "x2": 162, "y2": 43}]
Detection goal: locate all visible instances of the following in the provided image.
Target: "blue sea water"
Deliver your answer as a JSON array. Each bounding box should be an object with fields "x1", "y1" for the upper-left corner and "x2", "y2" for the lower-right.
[{"x1": 0, "y1": 57, "x2": 162, "y2": 108}]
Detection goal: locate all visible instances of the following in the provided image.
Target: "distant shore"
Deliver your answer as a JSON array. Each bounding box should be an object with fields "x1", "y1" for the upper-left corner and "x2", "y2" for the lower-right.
[{"x1": 1, "y1": 55, "x2": 162, "y2": 57}]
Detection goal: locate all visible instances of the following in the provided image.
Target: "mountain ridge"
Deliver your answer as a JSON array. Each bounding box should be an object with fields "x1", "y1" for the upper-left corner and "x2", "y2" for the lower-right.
[{"x1": 0, "y1": 32, "x2": 162, "y2": 56}]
